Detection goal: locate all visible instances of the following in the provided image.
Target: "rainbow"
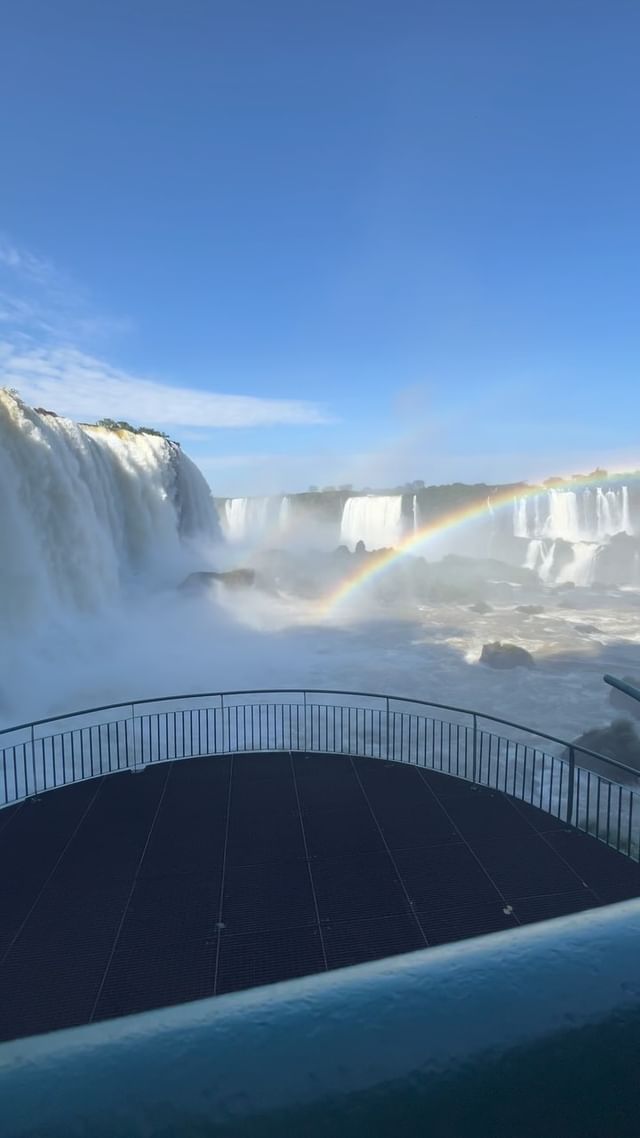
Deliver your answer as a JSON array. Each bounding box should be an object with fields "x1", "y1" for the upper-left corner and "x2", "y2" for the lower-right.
[{"x1": 320, "y1": 470, "x2": 638, "y2": 615}]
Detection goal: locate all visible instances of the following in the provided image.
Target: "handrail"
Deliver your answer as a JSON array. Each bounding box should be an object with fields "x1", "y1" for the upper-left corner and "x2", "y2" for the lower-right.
[
  {"x1": 1, "y1": 686, "x2": 636, "y2": 779},
  {"x1": 3, "y1": 899, "x2": 640, "y2": 1137},
  {"x1": 2, "y1": 687, "x2": 638, "y2": 860},
  {"x1": 604, "y1": 673, "x2": 640, "y2": 705}
]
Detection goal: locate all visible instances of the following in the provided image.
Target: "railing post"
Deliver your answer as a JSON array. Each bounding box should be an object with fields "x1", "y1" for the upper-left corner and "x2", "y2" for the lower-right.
[
  {"x1": 221, "y1": 694, "x2": 226, "y2": 754},
  {"x1": 30, "y1": 724, "x2": 37, "y2": 797},
  {"x1": 386, "y1": 696, "x2": 390, "y2": 760},
  {"x1": 472, "y1": 713, "x2": 478, "y2": 784},
  {"x1": 566, "y1": 745, "x2": 576, "y2": 825},
  {"x1": 303, "y1": 691, "x2": 308, "y2": 752},
  {"x1": 130, "y1": 704, "x2": 135, "y2": 767}
]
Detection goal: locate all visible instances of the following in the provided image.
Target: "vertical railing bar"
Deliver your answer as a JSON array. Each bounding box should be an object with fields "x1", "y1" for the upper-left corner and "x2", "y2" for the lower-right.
[
  {"x1": 40, "y1": 737, "x2": 48, "y2": 791},
  {"x1": 385, "y1": 697, "x2": 390, "y2": 760},
  {"x1": 78, "y1": 729, "x2": 85, "y2": 782},
  {"x1": 303, "y1": 691, "x2": 308, "y2": 753},
  {"x1": 566, "y1": 746, "x2": 576, "y2": 825},
  {"x1": 29, "y1": 725, "x2": 37, "y2": 797},
  {"x1": 595, "y1": 772, "x2": 603, "y2": 841},
  {"x1": 70, "y1": 730, "x2": 77, "y2": 785},
  {"x1": 538, "y1": 752, "x2": 544, "y2": 810}
]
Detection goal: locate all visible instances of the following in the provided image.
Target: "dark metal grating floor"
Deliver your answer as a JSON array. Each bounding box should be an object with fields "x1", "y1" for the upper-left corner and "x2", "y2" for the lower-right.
[{"x1": 1, "y1": 751, "x2": 639, "y2": 1042}]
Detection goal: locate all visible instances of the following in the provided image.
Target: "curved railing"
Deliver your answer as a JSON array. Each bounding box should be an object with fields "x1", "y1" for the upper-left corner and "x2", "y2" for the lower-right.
[{"x1": 1, "y1": 688, "x2": 638, "y2": 859}]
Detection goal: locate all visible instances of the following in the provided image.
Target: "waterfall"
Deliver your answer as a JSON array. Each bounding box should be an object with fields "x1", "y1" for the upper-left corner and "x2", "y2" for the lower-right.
[
  {"x1": 0, "y1": 392, "x2": 219, "y2": 631},
  {"x1": 510, "y1": 498, "x2": 526, "y2": 537},
  {"x1": 279, "y1": 495, "x2": 291, "y2": 535},
  {"x1": 224, "y1": 497, "x2": 250, "y2": 541},
  {"x1": 516, "y1": 484, "x2": 636, "y2": 584},
  {"x1": 517, "y1": 486, "x2": 633, "y2": 543},
  {"x1": 340, "y1": 496, "x2": 404, "y2": 551},
  {"x1": 557, "y1": 542, "x2": 598, "y2": 587},
  {"x1": 525, "y1": 540, "x2": 557, "y2": 583},
  {"x1": 412, "y1": 494, "x2": 418, "y2": 533},
  {"x1": 222, "y1": 496, "x2": 289, "y2": 543},
  {"x1": 622, "y1": 486, "x2": 632, "y2": 535},
  {"x1": 543, "y1": 490, "x2": 582, "y2": 542}
]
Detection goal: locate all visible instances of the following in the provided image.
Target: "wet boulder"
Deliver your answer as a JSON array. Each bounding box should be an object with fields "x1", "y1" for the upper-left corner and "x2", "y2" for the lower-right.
[
  {"x1": 564, "y1": 719, "x2": 640, "y2": 779},
  {"x1": 480, "y1": 642, "x2": 535, "y2": 669},
  {"x1": 181, "y1": 568, "x2": 256, "y2": 592}
]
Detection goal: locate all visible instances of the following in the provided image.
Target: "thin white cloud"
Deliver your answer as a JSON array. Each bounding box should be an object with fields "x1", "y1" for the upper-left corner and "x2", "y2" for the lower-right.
[
  {"x1": 0, "y1": 342, "x2": 332, "y2": 429},
  {"x1": 0, "y1": 235, "x2": 131, "y2": 342},
  {"x1": 0, "y1": 239, "x2": 55, "y2": 286}
]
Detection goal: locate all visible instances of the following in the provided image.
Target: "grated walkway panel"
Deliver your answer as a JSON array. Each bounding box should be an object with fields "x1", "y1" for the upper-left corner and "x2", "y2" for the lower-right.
[{"x1": 1, "y1": 751, "x2": 639, "y2": 1042}]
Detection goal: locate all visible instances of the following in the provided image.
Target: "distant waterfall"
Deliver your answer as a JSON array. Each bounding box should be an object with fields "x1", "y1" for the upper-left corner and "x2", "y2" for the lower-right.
[
  {"x1": 557, "y1": 542, "x2": 598, "y2": 587},
  {"x1": 513, "y1": 485, "x2": 634, "y2": 543},
  {"x1": 525, "y1": 538, "x2": 598, "y2": 586},
  {"x1": 222, "y1": 496, "x2": 290, "y2": 544},
  {"x1": 279, "y1": 496, "x2": 291, "y2": 535},
  {"x1": 525, "y1": 540, "x2": 557, "y2": 583},
  {"x1": 340, "y1": 496, "x2": 404, "y2": 551},
  {"x1": 0, "y1": 392, "x2": 219, "y2": 630},
  {"x1": 514, "y1": 498, "x2": 529, "y2": 539}
]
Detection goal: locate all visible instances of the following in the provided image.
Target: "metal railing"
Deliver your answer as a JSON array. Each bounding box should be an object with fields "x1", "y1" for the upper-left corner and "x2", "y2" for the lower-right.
[{"x1": 1, "y1": 688, "x2": 639, "y2": 859}]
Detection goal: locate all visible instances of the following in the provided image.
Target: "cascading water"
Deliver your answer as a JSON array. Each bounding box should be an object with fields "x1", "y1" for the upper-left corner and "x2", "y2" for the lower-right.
[
  {"x1": 222, "y1": 496, "x2": 289, "y2": 544},
  {"x1": 556, "y1": 542, "x2": 598, "y2": 587},
  {"x1": 0, "y1": 391, "x2": 219, "y2": 631},
  {"x1": 514, "y1": 486, "x2": 633, "y2": 543},
  {"x1": 340, "y1": 495, "x2": 405, "y2": 551},
  {"x1": 514, "y1": 498, "x2": 529, "y2": 539},
  {"x1": 543, "y1": 490, "x2": 582, "y2": 542},
  {"x1": 513, "y1": 484, "x2": 637, "y2": 585},
  {"x1": 525, "y1": 540, "x2": 557, "y2": 583},
  {"x1": 279, "y1": 496, "x2": 291, "y2": 536}
]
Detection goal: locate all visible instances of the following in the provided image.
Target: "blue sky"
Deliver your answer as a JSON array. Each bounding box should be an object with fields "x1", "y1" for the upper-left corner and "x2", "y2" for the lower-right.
[{"x1": 1, "y1": 0, "x2": 639, "y2": 494}]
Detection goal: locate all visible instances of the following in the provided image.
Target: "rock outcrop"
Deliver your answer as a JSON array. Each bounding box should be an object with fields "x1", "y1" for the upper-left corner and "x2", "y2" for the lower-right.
[
  {"x1": 480, "y1": 642, "x2": 535, "y2": 669},
  {"x1": 181, "y1": 568, "x2": 256, "y2": 592},
  {"x1": 564, "y1": 719, "x2": 640, "y2": 779}
]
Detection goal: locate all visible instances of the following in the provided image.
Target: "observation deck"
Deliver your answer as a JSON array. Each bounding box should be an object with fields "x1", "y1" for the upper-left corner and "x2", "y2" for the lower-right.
[{"x1": 1, "y1": 689, "x2": 639, "y2": 1045}]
